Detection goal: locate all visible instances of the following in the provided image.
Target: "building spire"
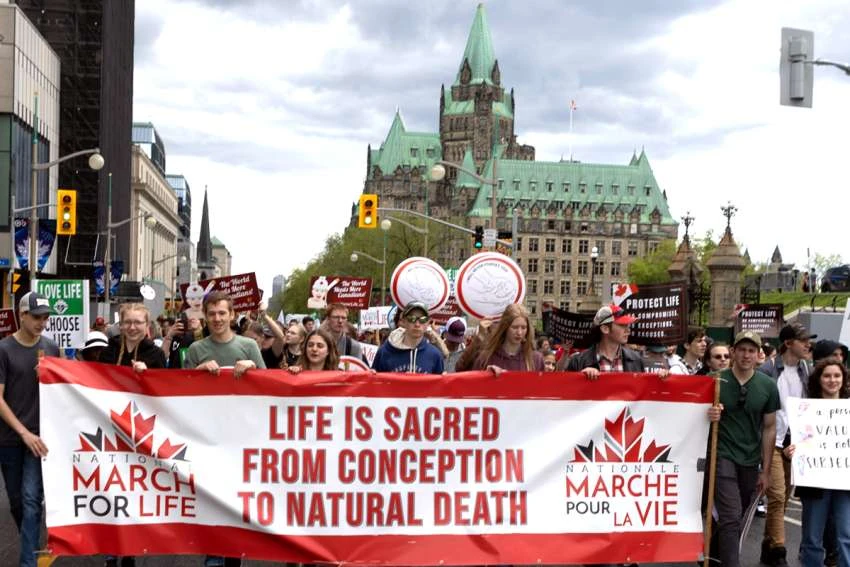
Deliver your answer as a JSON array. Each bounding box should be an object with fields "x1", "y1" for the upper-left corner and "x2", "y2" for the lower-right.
[
  {"x1": 455, "y1": 3, "x2": 497, "y2": 86},
  {"x1": 197, "y1": 186, "x2": 213, "y2": 265}
]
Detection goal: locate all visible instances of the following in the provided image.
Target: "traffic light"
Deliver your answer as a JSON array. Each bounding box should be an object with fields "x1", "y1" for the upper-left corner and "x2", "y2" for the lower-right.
[
  {"x1": 358, "y1": 193, "x2": 378, "y2": 229},
  {"x1": 11, "y1": 272, "x2": 21, "y2": 294},
  {"x1": 780, "y1": 28, "x2": 814, "y2": 108},
  {"x1": 473, "y1": 225, "x2": 484, "y2": 249},
  {"x1": 57, "y1": 189, "x2": 77, "y2": 235}
]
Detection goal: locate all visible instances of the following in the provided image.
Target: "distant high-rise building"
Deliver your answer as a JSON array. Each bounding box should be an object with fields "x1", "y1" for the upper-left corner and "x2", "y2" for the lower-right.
[
  {"x1": 131, "y1": 122, "x2": 166, "y2": 176},
  {"x1": 272, "y1": 275, "x2": 285, "y2": 296},
  {"x1": 0, "y1": 3, "x2": 61, "y2": 293},
  {"x1": 165, "y1": 174, "x2": 192, "y2": 239},
  {"x1": 15, "y1": 0, "x2": 136, "y2": 280}
]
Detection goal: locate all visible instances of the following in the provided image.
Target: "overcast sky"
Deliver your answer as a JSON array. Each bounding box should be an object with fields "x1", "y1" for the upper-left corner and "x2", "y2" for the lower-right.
[{"x1": 133, "y1": 0, "x2": 850, "y2": 295}]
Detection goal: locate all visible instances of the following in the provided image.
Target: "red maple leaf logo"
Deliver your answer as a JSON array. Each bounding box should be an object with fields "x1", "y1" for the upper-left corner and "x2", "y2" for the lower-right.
[
  {"x1": 570, "y1": 408, "x2": 671, "y2": 463},
  {"x1": 77, "y1": 402, "x2": 188, "y2": 461}
]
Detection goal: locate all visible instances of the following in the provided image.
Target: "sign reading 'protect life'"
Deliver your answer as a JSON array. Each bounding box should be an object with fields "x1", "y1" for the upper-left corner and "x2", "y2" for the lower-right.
[{"x1": 34, "y1": 279, "x2": 90, "y2": 349}]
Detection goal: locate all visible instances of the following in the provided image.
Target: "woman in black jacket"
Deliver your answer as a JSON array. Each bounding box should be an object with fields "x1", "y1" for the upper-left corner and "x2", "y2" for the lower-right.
[{"x1": 100, "y1": 303, "x2": 167, "y2": 371}]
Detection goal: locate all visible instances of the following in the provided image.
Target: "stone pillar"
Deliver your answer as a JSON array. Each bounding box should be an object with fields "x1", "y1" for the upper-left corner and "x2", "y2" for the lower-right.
[
  {"x1": 668, "y1": 236, "x2": 703, "y2": 284},
  {"x1": 705, "y1": 228, "x2": 746, "y2": 327}
]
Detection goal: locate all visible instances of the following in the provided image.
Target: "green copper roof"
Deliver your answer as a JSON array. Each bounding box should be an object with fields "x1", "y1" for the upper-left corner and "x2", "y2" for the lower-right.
[
  {"x1": 211, "y1": 236, "x2": 226, "y2": 247},
  {"x1": 467, "y1": 150, "x2": 675, "y2": 224},
  {"x1": 456, "y1": 148, "x2": 481, "y2": 188},
  {"x1": 368, "y1": 111, "x2": 442, "y2": 179},
  {"x1": 454, "y1": 3, "x2": 497, "y2": 86},
  {"x1": 443, "y1": 87, "x2": 513, "y2": 119}
]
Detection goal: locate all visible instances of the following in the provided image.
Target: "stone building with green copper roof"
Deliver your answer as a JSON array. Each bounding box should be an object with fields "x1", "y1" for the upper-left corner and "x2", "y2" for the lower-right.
[{"x1": 363, "y1": 3, "x2": 678, "y2": 318}]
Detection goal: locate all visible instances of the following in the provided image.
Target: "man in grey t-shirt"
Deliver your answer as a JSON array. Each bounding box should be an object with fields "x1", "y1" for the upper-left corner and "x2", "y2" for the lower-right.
[{"x1": 0, "y1": 292, "x2": 60, "y2": 567}]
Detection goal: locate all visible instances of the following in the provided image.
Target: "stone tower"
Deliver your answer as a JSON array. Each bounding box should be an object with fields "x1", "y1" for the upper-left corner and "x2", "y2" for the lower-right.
[
  {"x1": 668, "y1": 212, "x2": 703, "y2": 284},
  {"x1": 706, "y1": 204, "x2": 746, "y2": 327}
]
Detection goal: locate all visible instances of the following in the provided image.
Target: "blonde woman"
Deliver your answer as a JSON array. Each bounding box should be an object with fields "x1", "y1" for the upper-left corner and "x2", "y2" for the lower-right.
[
  {"x1": 472, "y1": 304, "x2": 543, "y2": 374},
  {"x1": 100, "y1": 303, "x2": 166, "y2": 371}
]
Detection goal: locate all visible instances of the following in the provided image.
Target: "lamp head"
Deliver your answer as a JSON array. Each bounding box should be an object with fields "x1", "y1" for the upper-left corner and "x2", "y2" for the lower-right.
[
  {"x1": 144, "y1": 215, "x2": 157, "y2": 229},
  {"x1": 88, "y1": 152, "x2": 105, "y2": 171},
  {"x1": 430, "y1": 163, "x2": 447, "y2": 181},
  {"x1": 380, "y1": 219, "x2": 392, "y2": 231},
  {"x1": 350, "y1": 253, "x2": 358, "y2": 263}
]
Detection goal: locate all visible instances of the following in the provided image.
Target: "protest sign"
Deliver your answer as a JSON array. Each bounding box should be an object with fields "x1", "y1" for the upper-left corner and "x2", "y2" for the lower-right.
[
  {"x1": 308, "y1": 276, "x2": 373, "y2": 310},
  {"x1": 0, "y1": 308, "x2": 18, "y2": 334},
  {"x1": 34, "y1": 279, "x2": 89, "y2": 349},
  {"x1": 390, "y1": 257, "x2": 450, "y2": 313},
  {"x1": 787, "y1": 396, "x2": 850, "y2": 490},
  {"x1": 358, "y1": 342, "x2": 378, "y2": 367},
  {"x1": 734, "y1": 304, "x2": 784, "y2": 339},
  {"x1": 547, "y1": 308, "x2": 594, "y2": 348},
  {"x1": 612, "y1": 283, "x2": 687, "y2": 346},
  {"x1": 41, "y1": 358, "x2": 712, "y2": 565},
  {"x1": 359, "y1": 306, "x2": 392, "y2": 330},
  {"x1": 180, "y1": 273, "x2": 261, "y2": 314},
  {"x1": 456, "y1": 252, "x2": 525, "y2": 320}
]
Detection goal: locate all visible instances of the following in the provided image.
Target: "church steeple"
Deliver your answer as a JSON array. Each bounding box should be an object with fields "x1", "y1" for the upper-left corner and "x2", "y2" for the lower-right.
[
  {"x1": 196, "y1": 187, "x2": 213, "y2": 265},
  {"x1": 454, "y1": 3, "x2": 498, "y2": 86}
]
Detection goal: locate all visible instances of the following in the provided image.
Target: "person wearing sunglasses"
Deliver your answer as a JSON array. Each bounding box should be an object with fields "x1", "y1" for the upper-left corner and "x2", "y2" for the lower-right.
[
  {"x1": 712, "y1": 331, "x2": 780, "y2": 567},
  {"x1": 371, "y1": 302, "x2": 444, "y2": 374},
  {"x1": 697, "y1": 342, "x2": 731, "y2": 375}
]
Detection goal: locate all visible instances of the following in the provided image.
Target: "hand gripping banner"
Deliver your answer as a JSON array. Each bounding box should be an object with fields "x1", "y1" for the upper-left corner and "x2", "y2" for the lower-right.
[{"x1": 39, "y1": 358, "x2": 714, "y2": 565}]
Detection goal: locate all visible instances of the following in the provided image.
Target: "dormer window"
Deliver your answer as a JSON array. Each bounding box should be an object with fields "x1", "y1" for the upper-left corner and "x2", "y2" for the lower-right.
[
  {"x1": 410, "y1": 148, "x2": 418, "y2": 157},
  {"x1": 546, "y1": 182, "x2": 553, "y2": 192},
  {"x1": 595, "y1": 183, "x2": 602, "y2": 195},
  {"x1": 529, "y1": 181, "x2": 536, "y2": 191},
  {"x1": 645, "y1": 186, "x2": 651, "y2": 196},
  {"x1": 612, "y1": 184, "x2": 619, "y2": 195},
  {"x1": 513, "y1": 179, "x2": 521, "y2": 191},
  {"x1": 563, "y1": 182, "x2": 570, "y2": 192},
  {"x1": 627, "y1": 185, "x2": 635, "y2": 196},
  {"x1": 426, "y1": 148, "x2": 435, "y2": 158},
  {"x1": 579, "y1": 183, "x2": 586, "y2": 194}
]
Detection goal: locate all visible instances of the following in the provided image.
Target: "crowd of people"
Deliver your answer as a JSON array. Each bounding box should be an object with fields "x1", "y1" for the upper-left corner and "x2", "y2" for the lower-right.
[{"x1": 0, "y1": 289, "x2": 848, "y2": 567}]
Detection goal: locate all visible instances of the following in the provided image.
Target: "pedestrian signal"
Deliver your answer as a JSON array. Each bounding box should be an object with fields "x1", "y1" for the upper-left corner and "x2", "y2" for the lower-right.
[
  {"x1": 358, "y1": 194, "x2": 378, "y2": 229},
  {"x1": 57, "y1": 189, "x2": 77, "y2": 235},
  {"x1": 473, "y1": 225, "x2": 484, "y2": 249}
]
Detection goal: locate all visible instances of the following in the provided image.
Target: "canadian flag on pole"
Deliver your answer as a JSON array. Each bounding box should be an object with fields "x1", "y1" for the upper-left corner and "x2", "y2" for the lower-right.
[
  {"x1": 570, "y1": 99, "x2": 577, "y2": 111},
  {"x1": 612, "y1": 283, "x2": 639, "y2": 306}
]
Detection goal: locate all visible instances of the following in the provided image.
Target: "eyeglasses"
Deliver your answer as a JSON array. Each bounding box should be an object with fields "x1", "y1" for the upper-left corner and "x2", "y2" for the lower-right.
[
  {"x1": 121, "y1": 320, "x2": 147, "y2": 327},
  {"x1": 712, "y1": 354, "x2": 730, "y2": 360},
  {"x1": 738, "y1": 384, "x2": 748, "y2": 408},
  {"x1": 405, "y1": 315, "x2": 430, "y2": 324}
]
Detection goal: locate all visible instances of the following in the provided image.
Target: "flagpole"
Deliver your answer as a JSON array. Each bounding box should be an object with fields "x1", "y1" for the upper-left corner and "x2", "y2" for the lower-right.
[{"x1": 568, "y1": 101, "x2": 574, "y2": 162}]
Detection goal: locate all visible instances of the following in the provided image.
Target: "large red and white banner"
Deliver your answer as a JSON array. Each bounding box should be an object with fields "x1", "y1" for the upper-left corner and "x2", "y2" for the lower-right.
[{"x1": 39, "y1": 358, "x2": 714, "y2": 565}]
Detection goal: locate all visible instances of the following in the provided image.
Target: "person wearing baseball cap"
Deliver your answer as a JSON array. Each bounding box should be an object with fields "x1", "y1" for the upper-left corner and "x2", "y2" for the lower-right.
[
  {"x1": 0, "y1": 291, "x2": 60, "y2": 567},
  {"x1": 757, "y1": 322, "x2": 817, "y2": 566},
  {"x1": 710, "y1": 329, "x2": 780, "y2": 567},
  {"x1": 372, "y1": 301, "x2": 444, "y2": 374},
  {"x1": 566, "y1": 303, "x2": 645, "y2": 377},
  {"x1": 443, "y1": 316, "x2": 467, "y2": 373}
]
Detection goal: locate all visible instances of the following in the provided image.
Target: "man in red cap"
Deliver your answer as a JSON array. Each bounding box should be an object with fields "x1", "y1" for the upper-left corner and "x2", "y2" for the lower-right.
[{"x1": 566, "y1": 303, "x2": 645, "y2": 377}]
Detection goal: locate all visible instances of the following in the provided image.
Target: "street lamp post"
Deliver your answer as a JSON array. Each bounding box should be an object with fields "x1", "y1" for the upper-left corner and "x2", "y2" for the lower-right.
[
  {"x1": 102, "y1": 171, "x2": 157, "y2": 310},
  {"x1": 351, "y1": 219, "x2": 392, "y2": 305},
  {"x1": 589, "y1": 246, "x2": 600, "y2": 296},
  {"x1": 430, "y1": 157, "x2": 498, "y2": 232}
]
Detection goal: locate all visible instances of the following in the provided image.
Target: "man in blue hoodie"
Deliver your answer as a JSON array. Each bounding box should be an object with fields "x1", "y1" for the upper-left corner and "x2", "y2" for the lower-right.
[{"x1": 372, "y1": 302, "x2": 445, "y2": 374}]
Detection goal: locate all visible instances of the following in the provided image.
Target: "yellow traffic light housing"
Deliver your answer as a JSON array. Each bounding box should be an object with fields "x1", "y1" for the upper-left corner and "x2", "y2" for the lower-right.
[
  {"x1": 57, "y1": 189, "x2": 77, "y2": 235},
  {"x1": 358, "y1": 193, "x2": 378, "y2": 229},
  {"x1": 12, "y1": 272, "x2": 21, "y2": 294}
]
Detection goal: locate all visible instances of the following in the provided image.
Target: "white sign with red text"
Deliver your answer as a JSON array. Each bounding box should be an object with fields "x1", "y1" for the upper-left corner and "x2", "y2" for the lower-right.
[{"x1": 39, "y1": 358, "x2": 712, "y2": 565}]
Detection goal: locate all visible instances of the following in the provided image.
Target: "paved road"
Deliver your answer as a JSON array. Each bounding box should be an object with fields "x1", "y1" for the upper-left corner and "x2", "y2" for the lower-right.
[{"x1": 0, "y1": 473, "x2": 805, "y2": 567}]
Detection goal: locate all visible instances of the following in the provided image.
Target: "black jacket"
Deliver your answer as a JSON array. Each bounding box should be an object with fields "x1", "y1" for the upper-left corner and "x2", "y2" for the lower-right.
[
  {"x1": 100, "y1": 336, "x2": 167, "y2": 369},
  {"x1": 566, "y1": 344, "x2": 646, "y2": 372}
]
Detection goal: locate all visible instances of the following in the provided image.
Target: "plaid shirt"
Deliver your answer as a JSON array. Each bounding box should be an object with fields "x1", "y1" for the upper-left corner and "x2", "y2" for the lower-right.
[{"x1": 597, "y1": 349, "x2": 624, "y2": 372}]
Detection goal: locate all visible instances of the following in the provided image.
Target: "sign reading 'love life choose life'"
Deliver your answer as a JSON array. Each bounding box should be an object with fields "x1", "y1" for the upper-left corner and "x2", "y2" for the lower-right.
[{"x1": 40, "y1": 358, "x2": 714, "y2": 565}]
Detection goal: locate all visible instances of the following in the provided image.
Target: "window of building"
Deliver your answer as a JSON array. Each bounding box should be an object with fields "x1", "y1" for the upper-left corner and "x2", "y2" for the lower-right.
[
  {"x1": 612, "y1": 184, "x2": 619, "y2": 195},
  {"x1": 545, "y1": 238, "x2": 555, "y2": 252},
  {"x1": 515, "y1": 258, "x2": 521, "y2": 269},
  {"x1": 645, "y1": 186, "x2": 651, "y2": 196},
  {"x1": 577, "y1": 281, "x2": 588, "y2": 295},
  {"x1": 513, "y1": 179, "x2": 521, "y2": 190},
  {"x1": 543, "y1": 280, "x2": 554, "y2": 295},
  {"x1": 562, "y1": 239, "x2": 572, "y2": 254},
  {"x1": 529, "y1": 279, "x2": 538, "y2": 294},
  {"x1": 561, "y1": 259, "x2": 572, "y2": 274},
  {"x1": 530, "y1": 182, "x2": 536, "y2": 191},
  {"x1": 528, "y1": 258, "x2": 539, "y2": 273},
  {"x1": 648, "y1": 241, "x2": 659, "y2": 253},
  {"x1": 578, "y1": 239, "x2": 589, "y2": 254},
  {"x1": 530, "y1": 303, "x2": 537, "y2": 316},
  {"x1": 546, "y1": 182, "x2": 553, "y2": 192},
  {"x1": 579, "y1": 183, "x2": 586, "y2": 194},
  {"x1": 612, "y1": 240, "x2": 622, "y2": 255},
  {"x1": 577, "y1": 260, "x2": 589, "y2": 276},
  {"x1": 560, "y1": 301, "x2": 570, "y2": 310},
  {"x1": 410, "y1": 148, "x2": 418, "y2": 157},
  {"x1": 563, "y1": 182, "x2": 570, "y2": 192},
  {"x1": 565, "y1": 221, "x2": 572, "y2": 231},
  {"x1": 595, "y1": 240, "x2": 605, "y2": 255},
  {"x1": 498, "y1": 179, "x2": 504, "y2": 190},
  {"x1": 651, "y1": 223, "x2": 659, "y2": 233},
  {"x1": 611, "y1": 262, "x2": 621, "y2": 277},
  {"x1": 560, "y1": 280, "x2": 571, "y2": 296},
  {"x1": 628, "y1": 241, "x2": 639, "y2": 256},
  {"x1": 581, "y1": 222, "x2": 589, "y2": 232},
  {"x1": 544, "y1": 259, "x2": 555, "y2": 273},
  {"x1": 529, "y1": 238, "x2": 539, "y2": 252},
  {"x1": 595, "y1": 184, "x2": 602, "y2": 195},
  {"x1": 426, "y1": 148, "x2": 435, "y2": 158},
  {"x1": 516, "y1": 237, "x2": 522, "y2": 252},
  {"x1": 627, "y1": 185, "x2": 635, "y2": 196},
  {"x1": 630, "y1": 223, "x2": 638, "y2": 235},
  {"x1": 571, "y1": 201, "x2": 581, "y2": 211},
  {"x1": 547, "y1": 219, "x2": 556, "y2": 230}
]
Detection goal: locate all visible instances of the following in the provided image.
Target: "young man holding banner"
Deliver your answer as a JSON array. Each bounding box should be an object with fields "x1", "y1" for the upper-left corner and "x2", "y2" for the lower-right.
[
  {"x1": 566, "y1": 304, "x2": 645, "y2": 376},
  {"x1": 713, "y1": 331, "x2": 780, "y2": 567},
  {"x1": 0, "y1": 292, "x2": 60, "y2": 567}
]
